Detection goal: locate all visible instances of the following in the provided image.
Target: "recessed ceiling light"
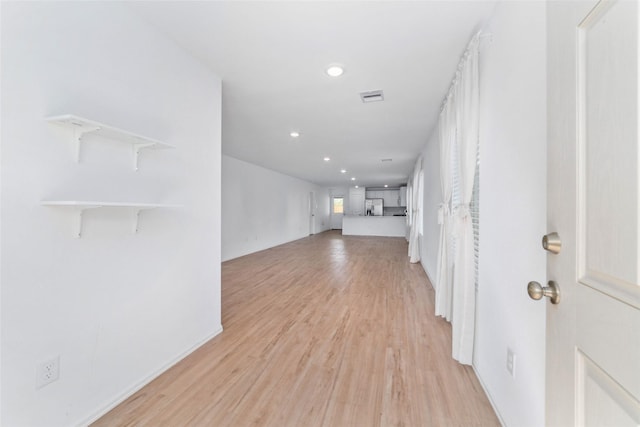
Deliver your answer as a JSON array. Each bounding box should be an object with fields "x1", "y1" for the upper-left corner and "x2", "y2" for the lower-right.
[
  {"x1": 340, "y1": 169, "x2": 347, "y2": 174},
  {"x1": 290, "y1": 131, "x2": 300, "y2": 138},
  {"x1": 351, "y1": 177, "x2": 356, "y2": 181},
  {"x1": 384, "y1": 184, "x2": 388, "y2": 188},
  {"x1": 326, "y1": 64, "x2": 344, "y2": 77},
  {"x1": 323, "y1": 157, "x2": 331, "y2": 162},
  {"x1": 355, "y1": 185, "x2": 359, "y2": 188}
]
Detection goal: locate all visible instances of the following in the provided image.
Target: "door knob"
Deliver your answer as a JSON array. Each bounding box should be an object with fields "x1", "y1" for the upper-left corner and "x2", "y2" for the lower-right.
[
  {"x1": 542, "y1": 232, "x2": 561, "y2": 254},
  {"x1": 527, "y1": 281, "x2": 561, "y2": 304}
]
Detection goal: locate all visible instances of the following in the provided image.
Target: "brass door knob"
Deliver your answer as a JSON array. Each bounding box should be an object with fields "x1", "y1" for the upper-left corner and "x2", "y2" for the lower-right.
[{"x1": 527, "y1": 281, "x2": 561, "y2": 304}]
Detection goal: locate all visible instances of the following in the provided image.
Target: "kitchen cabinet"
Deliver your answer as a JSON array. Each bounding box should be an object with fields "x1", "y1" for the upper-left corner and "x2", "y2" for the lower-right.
[
  {"x1": 343, "y1": 215, "x2": 406, "y2": 237},
  {"x1": 393, "y1": 190, "x2": 401, "y2": 207},
  {"x1": 384, "y1": 191, "x2": 395, "y2": 207},
  {"x1": 349, "y1": 187, "x2": 365, "y2": 215},
  {"x1": 366, "y1": 189, "x2": 401, "y2": 207},
  {"x1": 400, "y1": 186, "x2": 407, "y2": 206},
  {"x1": 386, "y1": 190, "x2": 401, "y2": 207}
]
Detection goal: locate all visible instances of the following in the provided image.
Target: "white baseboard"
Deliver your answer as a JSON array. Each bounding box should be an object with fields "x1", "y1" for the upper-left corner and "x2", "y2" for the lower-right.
[
  {"x1": 472, "y1": 365, "x2": 506, "y2": 427},
  {"x1": 418, "y1": 258, "x2": 436, "y2": 290},
  {"x1": 80, "y1": 325, "x2": 224, "y2": 426}
]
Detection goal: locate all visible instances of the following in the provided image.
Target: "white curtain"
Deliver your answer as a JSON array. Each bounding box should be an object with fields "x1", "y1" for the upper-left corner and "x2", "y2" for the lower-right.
[
  {"x1": 408, "y1": 157, "x2": 422, "y2": 263},
  {"x1": 435, "y1": 32, "x2": 480, "y2": 365},
  {"x1": 435, "y1": 100, "x2": 455, "y2": 322},
  {"x1": 451, "y1": 34, "x2": 479, "y2": 364},
  {"x1": 405, "y1": 181, "x2": 412, "y2": 241}
]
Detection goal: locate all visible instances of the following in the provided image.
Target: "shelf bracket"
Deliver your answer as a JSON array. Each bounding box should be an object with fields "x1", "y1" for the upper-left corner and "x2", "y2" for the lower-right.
[
  {"x1": 132, "y1": 207, "x2": 157, "y2": 233},
  {"x1": 72, "y1": 125, "x2": 101, "y2": 162},
  {"x1": 73, "y1": 205, "x2": 101, "y2": 238},
  {"x1": 132, "y1": 142, "x2": 156, "y2": 171}
]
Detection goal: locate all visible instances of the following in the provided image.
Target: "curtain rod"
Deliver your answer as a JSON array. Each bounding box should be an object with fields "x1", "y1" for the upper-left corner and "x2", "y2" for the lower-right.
[{"x1": 439, "y1": 31, "x2": 491, "y2": 113}]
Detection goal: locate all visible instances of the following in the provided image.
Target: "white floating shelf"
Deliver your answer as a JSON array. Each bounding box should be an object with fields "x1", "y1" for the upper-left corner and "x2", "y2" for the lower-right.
[
  {"x1": 46, "y1": 114, "x2": 174, "y2": 170},
  {"x1": 42, "y1": 201, "x2": 181, "y2": 238}
]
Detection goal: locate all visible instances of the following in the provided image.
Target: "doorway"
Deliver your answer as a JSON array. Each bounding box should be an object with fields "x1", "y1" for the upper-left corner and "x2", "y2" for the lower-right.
[
  {"x1": 330, "y1": 196, "x2": 344, "y2": 230},
  {"x1": 309, "y1": 191, "x2": 316, "y2": 235}
]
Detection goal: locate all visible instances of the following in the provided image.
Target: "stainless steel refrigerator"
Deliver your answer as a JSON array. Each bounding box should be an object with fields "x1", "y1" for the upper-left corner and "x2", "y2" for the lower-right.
[{"x1": 365, "y1": 198, "x2": 383, "y2": 216}]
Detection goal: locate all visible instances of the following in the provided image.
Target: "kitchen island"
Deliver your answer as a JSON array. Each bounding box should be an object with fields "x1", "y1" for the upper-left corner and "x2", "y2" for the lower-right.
[{"x1": 342, "y1": 215, "x2": 407, "y2": 237}]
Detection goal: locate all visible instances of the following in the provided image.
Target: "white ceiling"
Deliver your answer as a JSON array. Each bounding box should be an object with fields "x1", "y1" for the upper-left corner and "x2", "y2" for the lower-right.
[{"x1": 130, "y1": 1, "x2": 497, "y2": 188}]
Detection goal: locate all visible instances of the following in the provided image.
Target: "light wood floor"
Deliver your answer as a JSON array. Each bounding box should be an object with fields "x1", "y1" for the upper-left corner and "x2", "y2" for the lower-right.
[{"x1": 93, "y1": 231, "x2": 499, "y2": 426}]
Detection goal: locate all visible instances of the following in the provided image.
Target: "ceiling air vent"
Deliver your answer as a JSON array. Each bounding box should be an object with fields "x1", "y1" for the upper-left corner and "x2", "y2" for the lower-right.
[{"x1": 360, "y1": 90, "x2": 384, "y2": 103}]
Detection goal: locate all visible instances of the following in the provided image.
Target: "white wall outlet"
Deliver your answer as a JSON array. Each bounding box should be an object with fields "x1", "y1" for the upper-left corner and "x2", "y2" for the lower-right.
[
  {"x1": 506, "y1": 348, "x2": 516, "y2": 378},
  {"x1": 36, "y1": 356, "x2": 60, "y2": 389}
]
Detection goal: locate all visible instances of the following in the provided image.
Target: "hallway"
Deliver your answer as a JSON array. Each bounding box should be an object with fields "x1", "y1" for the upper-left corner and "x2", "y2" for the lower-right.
[{"x1": 94, "y1": 231, "x2": 498, "y2": 426}]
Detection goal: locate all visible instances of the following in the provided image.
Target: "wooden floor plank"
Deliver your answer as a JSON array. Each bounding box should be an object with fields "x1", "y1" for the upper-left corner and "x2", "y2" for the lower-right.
[{"x1": 93, "y1": 231, "x2": 499, "y2": 426}]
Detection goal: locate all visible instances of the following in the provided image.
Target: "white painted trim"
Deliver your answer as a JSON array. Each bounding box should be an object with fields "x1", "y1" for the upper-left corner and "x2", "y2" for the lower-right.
[
  {"x1": 473, "y1": 366, "x2": 506, "y2": 427},
  {"x1": 223, "y1": 231, "x2": 332, "y2": 262},
  {"x1": 79, "y1": 325, "x2": 224, "y2": 426}
]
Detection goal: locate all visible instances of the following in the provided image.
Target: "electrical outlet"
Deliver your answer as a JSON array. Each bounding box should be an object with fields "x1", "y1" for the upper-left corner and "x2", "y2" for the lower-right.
[
  {"x1": 506, "y1": 348, "x2": 516, "y2": 378},
  {"x1": 36, "y1": 356, "x2": 60, "y2": 389}
]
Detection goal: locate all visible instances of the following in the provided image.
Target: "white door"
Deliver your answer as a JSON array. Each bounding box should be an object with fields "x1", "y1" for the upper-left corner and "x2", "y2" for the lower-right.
[
  {"x1": 309, "y1": 191, "x2": 316, "y2": 235},
  {"x1": 545, "y1": 1, "x2": 640, "y2": 425},
  {"x1": 330, "y1": 196, "x2": 344, "y2": 230}
]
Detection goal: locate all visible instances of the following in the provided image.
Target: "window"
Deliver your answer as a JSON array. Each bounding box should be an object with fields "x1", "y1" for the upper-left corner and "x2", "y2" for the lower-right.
[
  {"x1": 450, "y1": 134, "x2": 480, "y2": 290},
  {"x1": 407, "y1": 184, "x2": 413, "y2": 226},
  {"x1": 471, "y1": 147, "x2": 480, "y2": 290},
  {"x1": 333, "y1": 197, "x2": 344, "y2": 214}
]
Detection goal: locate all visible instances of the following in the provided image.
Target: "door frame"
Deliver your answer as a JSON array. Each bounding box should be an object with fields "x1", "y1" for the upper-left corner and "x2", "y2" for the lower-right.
[
  {"x1": 330, "y1": 195, "x2": 345, "y2": 230},
  {"x1": 309, "y1": 191, "x2": 316, "y2": 235}
]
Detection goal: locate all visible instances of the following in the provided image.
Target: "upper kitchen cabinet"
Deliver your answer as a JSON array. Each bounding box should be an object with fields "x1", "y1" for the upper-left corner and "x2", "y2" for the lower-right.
[
  {"x1": 349, "y1": 186, "x2": 365, "y2": 215},
  {"x1": 400, "y1": 186, "x2": 407, "y2": 207},
  {"x1": 384, "y1": 190, "x2": 398, "y2": 207},
  {"x1": 365, "y1": 190, "x2": 380, "y2": 200},
  {"x1": 366, "y1": 188, "x2": 402, "y2": 207}
]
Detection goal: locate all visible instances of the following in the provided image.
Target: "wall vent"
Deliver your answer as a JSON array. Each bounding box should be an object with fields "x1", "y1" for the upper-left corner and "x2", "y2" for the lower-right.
[{"x1": 360, "y1": 90, "x2": 384, "y2": 103}]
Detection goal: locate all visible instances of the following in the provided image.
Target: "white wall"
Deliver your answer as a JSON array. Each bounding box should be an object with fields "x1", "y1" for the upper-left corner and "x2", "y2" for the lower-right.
[
  {"x1": 1, "y1": 3, "x2": 222, "y2": 426},
  {"x1": 418, "y1": 2, "x2": 547, "y2": 426},
  {"x1": 222, "y1": 155, "x2": 330, "y2": 261},
  {"x1": 420, "y1": 127, "x2": 441, "y2": 283},
  {"x1": 474, "y1": 3, "x2": 547, "y2": 426}
]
